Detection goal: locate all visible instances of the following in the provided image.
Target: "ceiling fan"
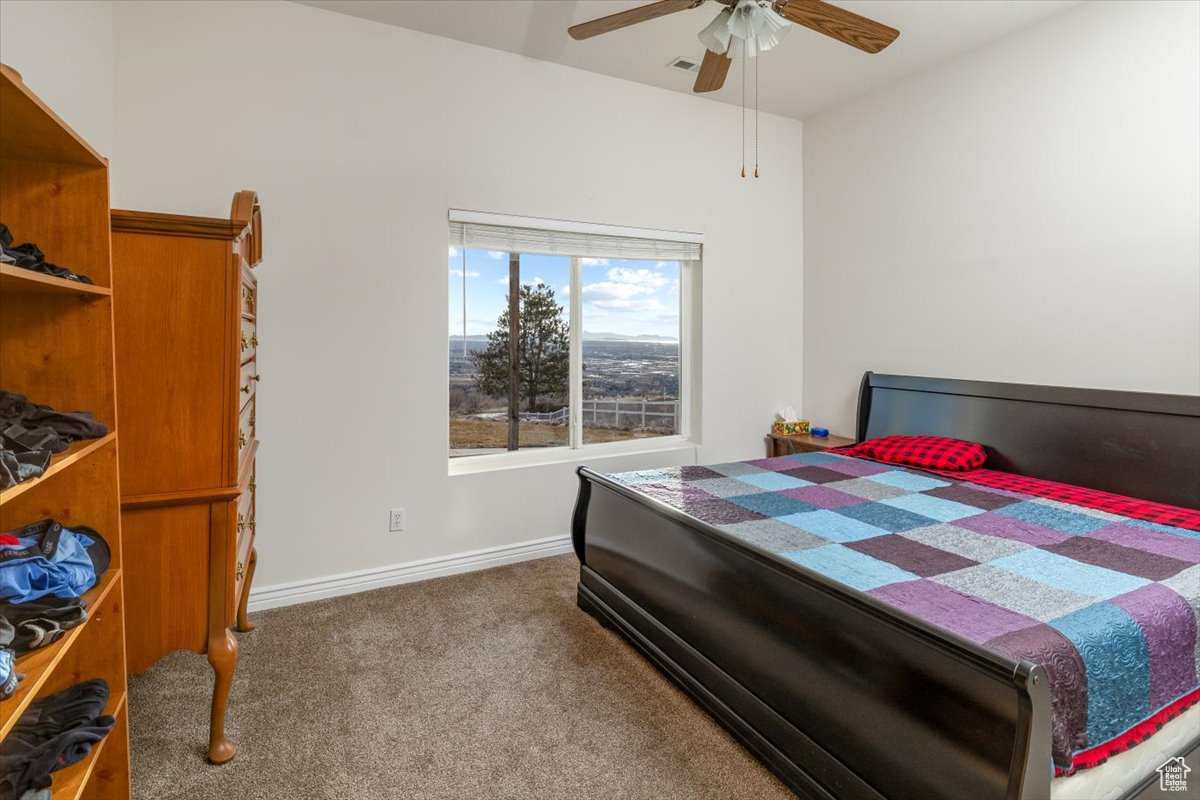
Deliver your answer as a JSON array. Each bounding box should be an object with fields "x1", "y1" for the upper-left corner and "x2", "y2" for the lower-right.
[{"x1": 568, "y1": 0, "x2": 899, "y2": 93}]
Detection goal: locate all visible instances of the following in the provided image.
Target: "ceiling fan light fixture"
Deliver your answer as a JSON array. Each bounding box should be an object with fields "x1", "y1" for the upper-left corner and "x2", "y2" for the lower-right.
[
  {"x1": 697, "y1": 8, "x2": 734, "y2": 54},
  {"x1": 698, "y1": 0, "x2": 791, "y2": 59}
]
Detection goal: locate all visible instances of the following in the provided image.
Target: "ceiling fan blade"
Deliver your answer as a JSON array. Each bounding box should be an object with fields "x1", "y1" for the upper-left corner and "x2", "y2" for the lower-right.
[
  {"x1": 693, "y1": 49, "x2": 732, "y2": 93},
  {"x1": 569, "y1": 0, "x2": 701, "y2": 41},
  {"x1": 773, "y1": 0, "x2": 899, "y2": 54}
]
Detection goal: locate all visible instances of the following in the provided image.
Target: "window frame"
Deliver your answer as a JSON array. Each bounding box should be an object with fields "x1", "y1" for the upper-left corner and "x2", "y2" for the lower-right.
[{"x1": 447, "y1": 211, "x2": 701, "y2": 474}]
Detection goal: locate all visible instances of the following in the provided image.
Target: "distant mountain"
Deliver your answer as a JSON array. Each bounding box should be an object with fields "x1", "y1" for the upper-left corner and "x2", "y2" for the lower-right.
[{"x1": 582, "y1": 331, "x2": 678, "y2": 343}]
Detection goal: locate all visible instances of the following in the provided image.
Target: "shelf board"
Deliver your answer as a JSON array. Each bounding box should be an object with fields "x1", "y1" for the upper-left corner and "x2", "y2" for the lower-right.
[
  {"x1": 0, "y1": 264, "x2": 111, "y2": 297},
  {"x1": 0, "y1": 434, "x2": 115, "y2": 507},
  {"x1": 50, "y1": 689, "x2": 127, "y2": 800},
  {"x1": 0, "y1": 569, "x2": 122, "y2": 739},
  {"x1": 0, "y1": 65, "x2": 106, "y2": 167}
]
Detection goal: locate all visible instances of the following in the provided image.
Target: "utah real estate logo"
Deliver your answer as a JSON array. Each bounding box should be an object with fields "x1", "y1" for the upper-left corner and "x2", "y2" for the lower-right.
[{"x1": 1157, "y1": 756, "x2": 1191, "y2": 793}]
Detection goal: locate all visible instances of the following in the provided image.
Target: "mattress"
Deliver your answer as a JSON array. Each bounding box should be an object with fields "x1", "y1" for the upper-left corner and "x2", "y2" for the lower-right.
[
  {"x1": 1051, "y1": 702, "x2": 1199, "y2": 799},
  {"x1": 608, "y1": 451, "x2": 1200, "y2": 779}
]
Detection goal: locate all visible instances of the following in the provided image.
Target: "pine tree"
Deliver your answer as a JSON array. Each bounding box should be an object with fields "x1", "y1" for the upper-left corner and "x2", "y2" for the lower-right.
[{"x1": 471, "y1": 283, "x2": 569, "y2": 412}]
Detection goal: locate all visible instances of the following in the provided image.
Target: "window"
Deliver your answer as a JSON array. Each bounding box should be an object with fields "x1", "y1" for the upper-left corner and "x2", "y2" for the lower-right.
[{"x1": 448, "y1": 211, "x2": 700, "y2": 462}]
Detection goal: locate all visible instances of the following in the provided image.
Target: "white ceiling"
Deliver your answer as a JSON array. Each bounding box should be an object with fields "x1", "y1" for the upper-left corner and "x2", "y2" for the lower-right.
[{"x1": 293, "y1": 0, "x2": 1080, "y2": 120}]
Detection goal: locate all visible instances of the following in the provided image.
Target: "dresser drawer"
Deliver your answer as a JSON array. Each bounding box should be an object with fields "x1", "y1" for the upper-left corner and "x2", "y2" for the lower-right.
[
  {"x1": 236, "y1": 478, "x2": 255, "y2": 544},
  {"x1": 238, "y1": 399, "x2": 255, "y2": 453},
  {"x1": 234, "y1": 522, "x2": 254, "y2": 611},
  {"x1": 239, "y1": 359, "x2": 259, "y2": 403},
  {"x1": 234, "y1": 472, "x2": 255, "y2": 605},
  {"x1": 240, "y1": 279, "x2": 256, "y2": 319},
  {"x1": 240, "y1": 316, "x2": 257, "y2": 363}
]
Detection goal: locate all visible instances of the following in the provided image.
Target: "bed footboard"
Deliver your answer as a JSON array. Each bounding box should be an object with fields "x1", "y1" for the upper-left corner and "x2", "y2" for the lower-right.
[{"x1": 573, "y1": 467, "x2": 1052, "y2": 800}]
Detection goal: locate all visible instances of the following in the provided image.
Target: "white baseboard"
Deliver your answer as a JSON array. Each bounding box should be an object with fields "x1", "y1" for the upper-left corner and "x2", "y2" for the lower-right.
[{"x1": 247, "y1": 534, "x2": 573, "y2": 612}]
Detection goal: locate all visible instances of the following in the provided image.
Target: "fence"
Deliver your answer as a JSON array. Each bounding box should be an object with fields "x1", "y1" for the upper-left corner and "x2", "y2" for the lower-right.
[
  {"x1": 520, "y1": 398, "x2": 678, "y2": 431},
  {"x1": 520, "y1": 407, "x2": 570, "y2": 424}
]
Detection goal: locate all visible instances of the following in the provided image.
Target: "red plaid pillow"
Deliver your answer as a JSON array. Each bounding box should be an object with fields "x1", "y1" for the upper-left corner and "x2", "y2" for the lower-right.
[{"x1": 845, "y1": 435, "x2": 987, "y2": 471}]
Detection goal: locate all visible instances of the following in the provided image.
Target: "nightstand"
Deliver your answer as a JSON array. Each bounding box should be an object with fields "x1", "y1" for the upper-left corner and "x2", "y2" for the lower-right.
[{"x1": 766, "y1": 431, "x2": 855, "y2": 457}]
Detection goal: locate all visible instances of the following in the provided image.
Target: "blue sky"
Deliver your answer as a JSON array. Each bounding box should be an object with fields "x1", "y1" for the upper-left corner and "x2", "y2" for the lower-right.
[{"x1": 448, "y1": 248, "x2": 680, "y2": 340}]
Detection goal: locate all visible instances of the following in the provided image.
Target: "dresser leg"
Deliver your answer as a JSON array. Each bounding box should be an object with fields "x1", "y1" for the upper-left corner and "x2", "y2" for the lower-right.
[
  {"x1": 235, "y1": 546, "x2": 258, "y2": 633},
  {"x1": 206, "y1": 630, "x2": 238, "y2": 764}
]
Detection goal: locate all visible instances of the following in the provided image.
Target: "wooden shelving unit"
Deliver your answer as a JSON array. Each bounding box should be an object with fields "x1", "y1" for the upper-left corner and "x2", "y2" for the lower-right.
[
  {"x1": 0, "y1": 63, "x2": 131, "y2": 799},
  {"x1": 0, "y1": 264, "x2": 113, "y2": 298},
  {"x1": 0, "y1": 434, "x2": 117, "y2": 505}
]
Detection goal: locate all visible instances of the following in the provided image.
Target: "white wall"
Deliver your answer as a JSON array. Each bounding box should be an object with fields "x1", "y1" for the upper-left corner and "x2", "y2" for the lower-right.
[
  {"x1": 0, "y1": 0, "x2": 114, "y2": 157},
  {"x1": 108, "y1": 1, "x2": 805, "y2": 589},
  {"x1": 803, "y1": 0, "x2": 1200, "y2": 436}
]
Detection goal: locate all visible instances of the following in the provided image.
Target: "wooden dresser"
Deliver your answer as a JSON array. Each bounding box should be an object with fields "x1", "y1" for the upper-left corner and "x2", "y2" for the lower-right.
[{"x1": 110, "y1": 192, "x2": 262, "y2": 764}]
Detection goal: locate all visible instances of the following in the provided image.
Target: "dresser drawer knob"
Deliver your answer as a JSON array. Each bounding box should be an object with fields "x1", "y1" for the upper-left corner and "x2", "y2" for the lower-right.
[
  {"x1": 236, "y1": 561, "x2": 244, "y2": 581},
  {"x1": 237, "y1": 513, "x2": 246, "y2": 532},
  {"x1": 251, "y1": 374, "x2": 261, "y2": 382},
  {"x1": 241, "y1": 384, "x2": 251, "y2": 394},
  {"x1": 251, "y1": 335, "x2": 259, "y2": 347},
  {"x1": 239, "y1": 429, "x2": 246, "y2": 448},
  {"x1": 249, "y1": 515, "x2": 256, "y2": 531},
  {"x1": 240, "y1": 335, "x2": 249, "y2": 352}
]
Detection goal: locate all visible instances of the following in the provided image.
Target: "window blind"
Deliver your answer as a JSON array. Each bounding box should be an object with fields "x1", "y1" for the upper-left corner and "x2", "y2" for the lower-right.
[{"x1": 448, "y1": 217, "x2": 701, "y2": 262}]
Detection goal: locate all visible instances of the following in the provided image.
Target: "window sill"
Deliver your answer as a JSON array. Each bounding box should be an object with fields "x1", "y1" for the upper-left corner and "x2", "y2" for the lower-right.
[{"x1": 447, "y1": 436, "x2": 696, "y2": 477}]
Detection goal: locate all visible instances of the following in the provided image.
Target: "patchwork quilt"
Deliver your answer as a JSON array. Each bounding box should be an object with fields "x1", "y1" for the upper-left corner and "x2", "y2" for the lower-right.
[{"x1": 607, "y1": 452, "x2": 1200, "y2": 774}]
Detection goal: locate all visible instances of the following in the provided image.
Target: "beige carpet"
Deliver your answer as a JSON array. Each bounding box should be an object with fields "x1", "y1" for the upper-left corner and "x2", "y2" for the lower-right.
[{"x1": 128, "y1": 554, "x2": 794, "y2": 799}]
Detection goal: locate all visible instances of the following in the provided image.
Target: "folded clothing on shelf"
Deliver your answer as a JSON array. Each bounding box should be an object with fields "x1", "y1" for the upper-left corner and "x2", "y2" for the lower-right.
[
  {"x1": 0, "y1": 520, "x2": 110, "y2": 604},
  {"x1": 0, "y1": 450, "x2": 50, "y2": 491},
  {"x1": 0, "y1": 616, "x2": 18, "y2": 701},
  {"x1": 0, "y1": 390, "x2": 108, "y2": 454},
  {"x1": 0, "y1": 597, "x2": 88, "y2": 656},
  {"x1": 0, "y1": 391, "x2": 108, "y2": 491},
  {"x1": 0, "y1": 679, "x2": 114, "y2": 800},
  {"x1": 0, "y1": 224, "x2": 93, "y2": 285}
]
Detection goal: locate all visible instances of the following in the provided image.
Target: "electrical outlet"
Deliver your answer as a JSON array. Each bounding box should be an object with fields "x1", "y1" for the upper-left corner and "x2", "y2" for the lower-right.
[{"x1": 389, "y1": 508, "x2": 405, "y2": 532}]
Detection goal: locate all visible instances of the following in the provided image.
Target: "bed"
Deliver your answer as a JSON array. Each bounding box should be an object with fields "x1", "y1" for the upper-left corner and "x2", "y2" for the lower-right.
[{"x1": 571, "y1": 372, "x2": 1200, "y2": 800}]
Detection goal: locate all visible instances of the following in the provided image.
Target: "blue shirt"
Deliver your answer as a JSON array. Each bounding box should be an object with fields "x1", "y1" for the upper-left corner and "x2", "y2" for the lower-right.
[{"x1": 0, "y1": 527, "x2": 98, "y2": 603}]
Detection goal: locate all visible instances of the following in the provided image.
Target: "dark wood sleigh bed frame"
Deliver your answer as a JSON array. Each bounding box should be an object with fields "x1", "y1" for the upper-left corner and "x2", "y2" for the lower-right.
[{"x1": 572, "y1": 372, "x2": 1200, "y2": 800}]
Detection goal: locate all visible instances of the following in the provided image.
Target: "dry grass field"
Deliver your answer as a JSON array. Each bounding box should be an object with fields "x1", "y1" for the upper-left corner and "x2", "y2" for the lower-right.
[{"x1": 450, "y1": 418, "x2": 669, "y2": 450}]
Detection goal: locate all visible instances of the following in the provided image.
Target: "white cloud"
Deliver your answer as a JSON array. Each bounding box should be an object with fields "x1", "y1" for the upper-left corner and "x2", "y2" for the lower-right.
[
  {"x1": 605, "y1": 266, "x2": 669, "y2": 289},
  {"x1": 581, "y1": 266, "x2": 669, "y2": 309},
  {"x1": 581, "y1": 282, "x2": 646, "y2": 302},
  {"x1": 578, "y1": 265, "x2": 676, "y2": 316},
  {"x1": 487, "y1": 251, "x2": 505, "y2": 260},
  {"x1": 580, "y1": 258, "x2": 609, "y2": 266},
  {"x1": 496, "y1": 276, "x2": 510, "y2": 285},
  {"x1": 581, "y1": 282, "x2": 666, "y2": 311},
  {"x1": 591, "y1": 297, "x2": 666, "y2": 312},
  {"x1": 448, "y1": 246, "x2": 459, "y2": 257},
  {"x1": 449, "y1": 269, "x2": 481, "y2": 278},
  {"x1": 529, "y1": 276, "x2": 545, "y2": 286}
]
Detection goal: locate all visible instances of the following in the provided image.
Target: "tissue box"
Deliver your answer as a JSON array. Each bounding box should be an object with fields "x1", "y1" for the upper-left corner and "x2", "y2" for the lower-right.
[{"x1": 772, "y1": 420, "x2": 810, "y2": 436}]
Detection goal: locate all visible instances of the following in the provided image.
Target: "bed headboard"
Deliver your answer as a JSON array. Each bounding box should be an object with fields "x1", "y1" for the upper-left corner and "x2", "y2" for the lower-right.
[{"x1": 856, "y1": 372, "x2": 1200, "y2": 509}]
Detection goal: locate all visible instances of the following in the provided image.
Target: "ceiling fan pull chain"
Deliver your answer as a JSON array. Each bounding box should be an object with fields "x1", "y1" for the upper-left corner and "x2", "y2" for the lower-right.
[
  {"x1": 754, "y1": 55, "x2": 760, "y2": 179},
  {"x1": 740, "y1": 54, "x2": 746, "y2": 178}
]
